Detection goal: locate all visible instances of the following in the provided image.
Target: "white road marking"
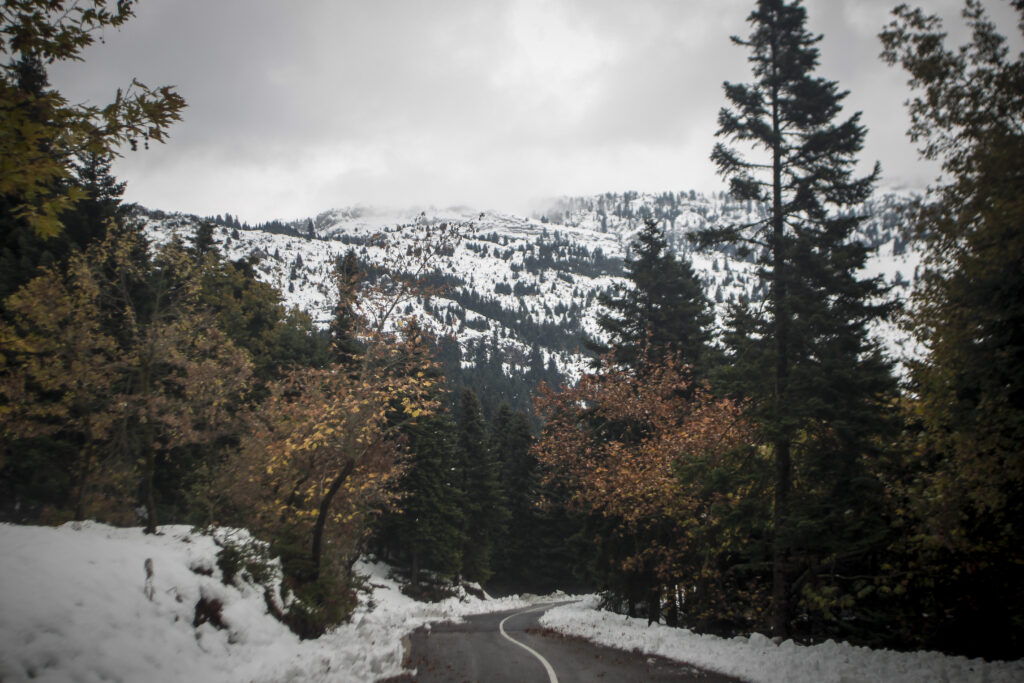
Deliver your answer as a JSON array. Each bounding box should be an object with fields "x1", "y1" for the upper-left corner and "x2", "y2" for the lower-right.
[{"x1": 499, "y1": 606, "x2": 559, "y2": 683}]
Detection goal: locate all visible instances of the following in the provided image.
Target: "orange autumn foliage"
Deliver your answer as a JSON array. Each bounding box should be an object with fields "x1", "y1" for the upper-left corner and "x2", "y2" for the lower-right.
[
  {"x1": 536, "y1": 359, "x2": 751, "y2": 523},
  {"x1": 535, "y1": 357, "x2": 766, "y2": 628},
  {"x1": 225, "y1": 332, "x2": 439, "y2": 577}
]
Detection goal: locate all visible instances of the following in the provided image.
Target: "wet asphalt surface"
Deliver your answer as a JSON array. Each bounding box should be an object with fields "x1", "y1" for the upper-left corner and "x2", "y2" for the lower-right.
[{"x1": 381, "y1": 602, "x2": 741, "y2": 682}]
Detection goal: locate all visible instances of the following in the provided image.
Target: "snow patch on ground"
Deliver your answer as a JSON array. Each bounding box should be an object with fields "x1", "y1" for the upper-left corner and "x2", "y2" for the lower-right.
[
  {"x1": 540, "y1": 597, "x2": 1024, "y2": 683},
  {"x1": 0, "y1": 522, "x2": 546, "y2": 683}
]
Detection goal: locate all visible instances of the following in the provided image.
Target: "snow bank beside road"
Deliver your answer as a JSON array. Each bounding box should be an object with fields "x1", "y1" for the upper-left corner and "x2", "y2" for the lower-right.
[
  {"x1": 0, "y1": 522, "x2": 538, "y2": 683},
  {"x1": 540, "y1": 597, "x2": 1024, "y2": 683}
]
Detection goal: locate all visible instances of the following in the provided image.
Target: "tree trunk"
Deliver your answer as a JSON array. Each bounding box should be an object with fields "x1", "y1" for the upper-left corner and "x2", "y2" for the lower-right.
[
  {"x1": 772, "y1": 437, "x2": 791, "y2": 638},
  {"x1": 770, "y1": 59, "x2": 791, "y2": 639},
  {"x1": 647, "y1": 586, "x2": 660, "y2": 625},
  {"x1": 72, "y1": 454, "x2": 91, "y2": 522},
  {"x1": 142, "y1": 434, "x2": 157, "y2": 535},
  {"x1": 310, "y1": 459, "x2": 357, "y2": 580},
  {"x1": 137, "y1": 348, "x2": 158, "y2": 535},
  {"x1": 666, "y1": 586, "x2": 679, "y2": 627}
]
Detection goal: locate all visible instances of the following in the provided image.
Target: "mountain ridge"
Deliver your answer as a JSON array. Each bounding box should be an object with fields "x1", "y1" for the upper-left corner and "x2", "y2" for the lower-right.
[{"x1": 136, "y1": 190, "x2": 920, "y2": 393}]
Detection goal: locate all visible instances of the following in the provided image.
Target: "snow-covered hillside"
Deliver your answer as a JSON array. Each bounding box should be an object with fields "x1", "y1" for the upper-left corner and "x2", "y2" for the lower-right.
[
  {"x1": 137, "y1": 190, "x2": 921, "y2": 380},
  {"x1": 0, "y1": 522, "x2": 543, "y2": 683}
]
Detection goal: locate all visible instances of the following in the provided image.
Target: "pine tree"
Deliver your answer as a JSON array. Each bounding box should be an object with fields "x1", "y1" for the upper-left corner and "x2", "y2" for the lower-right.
[
  {"x1": 594, "y1": 218, "x2": 712, "y2": 373},
  {"x1": 65, "y1": 150, "x2": 126, "y2": 246},
  {"x1": 0, "y1": 231, "x2": 254, "y2": 529},
  {"x1": 489, "y1": 403, "x2": 536, "y2": 588},
  {"x1": 455, "y1": 389, "x2": 507, "y2": 584},
  {"x1": 330, "y1": 249, "x2": 364, "y2": 365},
  {"x1": 694, "y1": 0, "x2": 897, "y2": 638},
  {"x1": 192, "y1": 221, "x2": 216, "y2": 257},
  {"x1": 391, "y1": 413, "x2": 465, "y2": 588}
]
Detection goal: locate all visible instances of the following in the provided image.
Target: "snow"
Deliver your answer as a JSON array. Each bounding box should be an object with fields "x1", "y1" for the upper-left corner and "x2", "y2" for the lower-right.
[
  {"x1": 3, "y1": 521, "x2": 1021, "y2": 682},
  {"x1": 0, "y1": 522, "x2": 545, "y2": 683},
  {"x1": 539, "y1": 596, "x2": 1024, "y2": 683},
  {"x1": 138, "y1": 191, "x2": 924, "y2": 385}
]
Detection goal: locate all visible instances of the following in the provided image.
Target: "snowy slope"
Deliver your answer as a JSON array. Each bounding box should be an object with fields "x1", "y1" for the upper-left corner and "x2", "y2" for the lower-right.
[
  {"x1": 136, "y1": 190, "x2": 920, "y2": 381},
  {"x1": 0, "y1": 522, "x2": 547, "y2": 683}
]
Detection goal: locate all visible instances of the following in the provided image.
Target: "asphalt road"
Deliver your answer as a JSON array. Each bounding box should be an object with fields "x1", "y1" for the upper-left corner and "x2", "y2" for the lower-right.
[{"x1": 384, "y1": 602, "x2": 740, "y2": 682}]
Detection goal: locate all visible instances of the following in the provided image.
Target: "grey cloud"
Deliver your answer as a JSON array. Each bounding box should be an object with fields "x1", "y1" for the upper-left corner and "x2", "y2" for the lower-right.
[{"x1": 46, "y1": 0, "x2": 1008, "y2": 222}]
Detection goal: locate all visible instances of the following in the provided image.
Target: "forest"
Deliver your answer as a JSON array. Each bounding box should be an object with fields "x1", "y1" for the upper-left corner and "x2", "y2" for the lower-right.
[{"x1": 1, "y1": 0, "x2": 1022, "y2": 662}]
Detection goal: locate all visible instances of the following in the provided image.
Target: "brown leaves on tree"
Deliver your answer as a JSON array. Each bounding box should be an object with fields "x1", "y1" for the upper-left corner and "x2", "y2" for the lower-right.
[
  {"x1": 225, "y1": 338, "x2": 439, "y2": 579},
  {"x1": 534, "y1": 357, "x2": 766, "y2": 629},
  {"x1": 221, "y1": 226, "x2": 456, "y2": 583}
]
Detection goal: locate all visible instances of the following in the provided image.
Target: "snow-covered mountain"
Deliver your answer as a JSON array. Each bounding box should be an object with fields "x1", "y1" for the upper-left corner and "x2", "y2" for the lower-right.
[{"x1": 136, "y1": 190, "x2": 921, "y2": 381}]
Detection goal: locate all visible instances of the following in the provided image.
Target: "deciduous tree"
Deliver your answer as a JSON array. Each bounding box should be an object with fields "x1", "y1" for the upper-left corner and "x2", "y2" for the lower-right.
[
  {"x1": 881, "y1": 0, "x2": 1024, "y2": 658},
  {"x1": 534, "y1": 357, "x2": 758, "y2": 631},
  {"x1": 0, "y1": 0, "x2": 185, "y2": 239}
]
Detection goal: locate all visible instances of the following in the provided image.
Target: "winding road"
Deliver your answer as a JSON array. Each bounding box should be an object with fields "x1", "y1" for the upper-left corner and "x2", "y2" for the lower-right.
[{"x1": 386, "y1": 602, "x2": 740, "y2": 682}]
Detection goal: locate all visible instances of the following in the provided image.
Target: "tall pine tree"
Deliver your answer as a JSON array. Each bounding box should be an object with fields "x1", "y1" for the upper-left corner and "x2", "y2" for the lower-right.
[{"x1": 695, "y1": 0, "x2": 897, "y2": 638}]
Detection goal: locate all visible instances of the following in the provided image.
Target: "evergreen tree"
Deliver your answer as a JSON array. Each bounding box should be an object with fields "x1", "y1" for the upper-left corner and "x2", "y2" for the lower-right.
[
  {"x1": 389, "y1": 413, "x2": 465, "y2": 589},
  {"x1": 455, "y1": 389, "x2": 506, "y2": 584},
  {"x1": 489, "y1": 403, "x2": 536, "y2": 588},
  {"x1": 694, "y1": 0, "x2": 897, "y2": 638},
  {"x1": 0, "y1": 231, "x2": 254, "y2": 530},
  {"x1": 330, "y1": 249, "x2": 364, "y2": 365},
  {"x1": 192, "y1": 221, "x2": 216, "y2": 257},
  {"x1": 1, "y1": 51, "x2": 55, "y2": 301},
  {"x1": 196, "y1": 246, "x2": 329, "y2": 386},
  {"x1": 593, "y1": 218, "x2": 712, "y2": 373}
]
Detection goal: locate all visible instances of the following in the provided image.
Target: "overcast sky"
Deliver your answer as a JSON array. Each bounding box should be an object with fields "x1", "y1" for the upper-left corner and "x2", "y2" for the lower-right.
[{"x1": 48, "y1": 0, "x2": 1022, "y2": 223}]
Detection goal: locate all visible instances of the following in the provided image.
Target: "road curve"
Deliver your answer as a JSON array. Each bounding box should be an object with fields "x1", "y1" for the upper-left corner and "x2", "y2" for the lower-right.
[{"x1": 383, "y1": 602, "x2": 740, "y2": 682}]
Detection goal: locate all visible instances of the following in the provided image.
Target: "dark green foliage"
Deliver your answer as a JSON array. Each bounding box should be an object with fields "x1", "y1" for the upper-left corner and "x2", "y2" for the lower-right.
[
  {"x1": 456, "y1": 389, "x2": 507, "y2": 584},
  {"x1": 879, "y1": 1, "x2": 1024, "y2": 659},
  {"x1": 196, "y1": 250, "x2": 329, "y2": 384},
  {"x1": 0, "y1": 52, "x2": 126, "y2": 302},
  {"x1": 437, "y1": 334, "x2": 554, "y2": 423},
  {"x1": 489, "y1": 404, "x2": 536, "y2": 588},
  {"x1": 192, "y1": 221, "x2": 216, "y2": 257},
  {"x1": 1, "y1": 124, "x2": 127, "y2": 303},
  {"x1": 215, "y1": 534, "x2": 277, "y2": 588},
  {"x1": 694, "y1": 0, "x2": 898, "y2": 639},
  {"x1": 380, "y1": 413, "x2": 466, "y2": 586},
  {"x1": 527, "y1": 472, "x2": 591, "y2": 595},
  {"x1": 593, "y1": 218, "x2": 713, "y2": 374},
  {"x1": 329, "y1": 249, "x2": 365, "y2": 366},
  {"x1": 280, "y1": 567, "x2": 360, "y2": 640},
  {"x1": 490, "y1": 401, "x2": 582, "y2": 595}
]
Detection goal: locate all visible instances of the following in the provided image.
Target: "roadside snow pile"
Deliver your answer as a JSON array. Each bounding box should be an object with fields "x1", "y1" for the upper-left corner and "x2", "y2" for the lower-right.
[
  {"x1": 0, "y1": 521, "x2": 539, "y2": 683},
  {"x1": 540, "y1": 597, "x2": 1024, "y2": 683}
]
